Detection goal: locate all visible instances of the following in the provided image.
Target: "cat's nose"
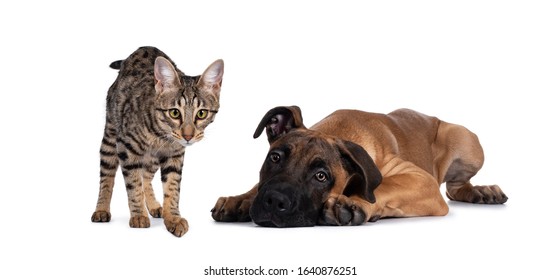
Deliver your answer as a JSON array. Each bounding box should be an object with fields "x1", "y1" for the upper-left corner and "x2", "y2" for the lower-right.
[{"x1": 181, "y1": 125, "x2": 195, "y2": 142}]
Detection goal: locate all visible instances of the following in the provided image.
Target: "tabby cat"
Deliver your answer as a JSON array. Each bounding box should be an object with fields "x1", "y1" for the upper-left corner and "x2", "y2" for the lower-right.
[{"x1": 91, "y1": 46, "x2": 224, "y2": 237}]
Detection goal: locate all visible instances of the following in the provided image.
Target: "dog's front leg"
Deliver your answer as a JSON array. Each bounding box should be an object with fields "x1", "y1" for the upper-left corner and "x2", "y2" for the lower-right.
[
  {"x1": 211, "y1": 185, "x2": 258, "y2": 222},
  {"x1": 319, "y1": 195, "x2": 381, "y2": 226}
]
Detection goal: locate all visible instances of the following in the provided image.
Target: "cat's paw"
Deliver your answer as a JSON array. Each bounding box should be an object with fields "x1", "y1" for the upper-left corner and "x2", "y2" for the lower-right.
[
  {"x1": 149, "y1": 207, "x2": 163, "y2": 218},
  {"x1": 164, "y1": 217, "x2": 189, "y2": 237},
  {"x1": 129, "y1": 215, "x2": 150, "y2": 228},
  {"x1": 91, "y1": 211, "x2": 111, "y2": 222},
  {"x1": 211, "y1": 196, "x2": 252, "y2": 222}
]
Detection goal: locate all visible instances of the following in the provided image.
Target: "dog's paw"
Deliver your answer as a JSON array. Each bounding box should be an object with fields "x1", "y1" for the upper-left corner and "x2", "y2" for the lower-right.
[
  {"x1": 447, "y1": 184, "x2": 508, "y2": 204},
  {"x1": 211, "y1": 196, "x2": 252, "y2": 222},
  {"x1": 164, "y1": 216, "x2": 189, "y2": 237},
  {"x1": 319, "y1": 195, "x2": 368, "y2": 226}
]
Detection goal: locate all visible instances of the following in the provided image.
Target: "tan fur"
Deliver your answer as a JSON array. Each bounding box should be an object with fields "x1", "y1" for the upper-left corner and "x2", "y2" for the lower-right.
[{"x1": 212, "y1": 107, "x2": 507, "y2": 226}]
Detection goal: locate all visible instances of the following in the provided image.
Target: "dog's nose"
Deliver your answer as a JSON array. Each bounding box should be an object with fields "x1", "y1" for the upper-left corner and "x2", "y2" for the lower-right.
[{"x1": 263, "y1": 190, "x2": 292, "y2": 214}]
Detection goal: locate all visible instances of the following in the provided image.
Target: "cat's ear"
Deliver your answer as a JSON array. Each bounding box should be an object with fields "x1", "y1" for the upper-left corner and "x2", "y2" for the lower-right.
[
  {"x1": 154, "y1": 56, "x2": 181, "y2": 93},
  {"x1": 253, "y1": 106, "x2": 306, "y2": 143},
  {"x1": 197, "y1": 59, "x2": 224, "y2": 96}
]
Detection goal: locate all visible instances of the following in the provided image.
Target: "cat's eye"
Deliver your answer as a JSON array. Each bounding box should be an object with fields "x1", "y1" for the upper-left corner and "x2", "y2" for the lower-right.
[
  {"x1": 168, "y1": 109, "x2": 181, "y2": 119},
  {"x1": 315, "y1": 171, "x2": 328, "y2": 182},
  {"x1": 196, "y1": 109, "x2": 208, "y2": 120}
]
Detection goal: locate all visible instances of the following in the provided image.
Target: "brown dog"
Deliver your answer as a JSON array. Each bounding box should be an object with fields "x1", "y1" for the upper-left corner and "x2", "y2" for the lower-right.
[{"x1": 211, "y1": 106, "x2": 507, "y2": 227}]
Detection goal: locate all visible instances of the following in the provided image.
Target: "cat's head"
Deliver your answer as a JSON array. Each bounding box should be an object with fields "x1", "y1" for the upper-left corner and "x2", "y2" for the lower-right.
[{"x1": 153, "y1": 57, "x2": 224, "y2": 147}]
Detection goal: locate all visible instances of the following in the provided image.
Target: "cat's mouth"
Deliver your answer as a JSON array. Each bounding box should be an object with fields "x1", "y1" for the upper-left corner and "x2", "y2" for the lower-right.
[
  {"x1": 170, "y1": 133, "x2": 201, "y2": 147},
  {"x1": 176, "y1": 139, "x2": 194, "y2": 147},
  {"x1": 176, "y1": 137, "x2": 200, "y2": 147},
  {"x1": 183, "y1": 141, "x2": 195, "y2": 147}
]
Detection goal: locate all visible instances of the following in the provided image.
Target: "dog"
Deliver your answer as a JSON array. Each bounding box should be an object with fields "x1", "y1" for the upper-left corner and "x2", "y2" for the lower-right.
[{"x1": 211, "y1": 106, "x2": 507, "y2": 227}]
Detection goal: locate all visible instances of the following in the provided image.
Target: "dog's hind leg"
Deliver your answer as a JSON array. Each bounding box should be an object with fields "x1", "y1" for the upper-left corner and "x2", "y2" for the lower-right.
[
  {"x1": 433, "y1": 122, "x2": 508, "y2": 204},
  {"x1": 446, "y1": 181, "x2": 508, "y2": 204}
]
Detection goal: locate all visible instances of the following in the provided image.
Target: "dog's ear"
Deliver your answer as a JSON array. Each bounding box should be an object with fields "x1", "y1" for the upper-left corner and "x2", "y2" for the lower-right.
[
  {"x1": 253, "y1": 106, "x2": 306, "y2": 143},
  {"x1": 338, "y1": 140, "x2": 382, "y2": 203}
]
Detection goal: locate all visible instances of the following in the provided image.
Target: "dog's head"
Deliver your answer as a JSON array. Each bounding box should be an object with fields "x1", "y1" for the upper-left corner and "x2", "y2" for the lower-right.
[{"x1": 249, "y1": 106, "x2": 382, "y2": 227}]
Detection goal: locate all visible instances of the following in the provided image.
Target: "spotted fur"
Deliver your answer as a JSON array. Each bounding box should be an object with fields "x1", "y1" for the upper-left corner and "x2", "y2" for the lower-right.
[{"x1": 91, "y1": 46, "x2": 224, "y2": 237}]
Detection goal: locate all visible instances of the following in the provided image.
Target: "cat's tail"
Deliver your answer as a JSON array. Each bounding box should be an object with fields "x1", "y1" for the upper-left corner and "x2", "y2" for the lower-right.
[{"x1": 109, "y1": 60, "x2": 123, "y2": 70}]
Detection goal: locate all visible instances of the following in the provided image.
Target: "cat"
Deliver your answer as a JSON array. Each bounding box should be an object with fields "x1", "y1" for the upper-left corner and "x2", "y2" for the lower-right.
[{"x1": 91, "y1": 46, "x2": 224, "y2": 237}]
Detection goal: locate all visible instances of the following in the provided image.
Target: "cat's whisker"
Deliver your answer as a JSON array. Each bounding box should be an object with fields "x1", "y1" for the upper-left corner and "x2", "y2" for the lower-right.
[{"x1": 92, "y1": 46, "x2": 223, "y2": 237}]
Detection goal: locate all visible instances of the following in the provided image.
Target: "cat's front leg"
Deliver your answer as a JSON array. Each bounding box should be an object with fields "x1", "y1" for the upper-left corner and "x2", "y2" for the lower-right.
[
  {"x1": 119, "y1": 148, "x2": 150, "y2": 228},
  {"x1": 160, "y1": 153, "x2": 188, "y2": 237},
  {"x1": 142, "y1": 155, "x2": 163, "y2": 218},
  {"x1": 211, "y1": 185, "x2": 258, "y2": 222}
]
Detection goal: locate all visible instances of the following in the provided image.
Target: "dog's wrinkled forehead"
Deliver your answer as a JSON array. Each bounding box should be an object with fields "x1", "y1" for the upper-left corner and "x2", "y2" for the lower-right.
[{"x1": 270, "y1": 130, "x2": 339, "y2": 163}]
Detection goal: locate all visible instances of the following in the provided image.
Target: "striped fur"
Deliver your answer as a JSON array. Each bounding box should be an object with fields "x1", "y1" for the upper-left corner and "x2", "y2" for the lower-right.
[{"x1": 91, "y1": 46, "x2": 224, "y2": 237}]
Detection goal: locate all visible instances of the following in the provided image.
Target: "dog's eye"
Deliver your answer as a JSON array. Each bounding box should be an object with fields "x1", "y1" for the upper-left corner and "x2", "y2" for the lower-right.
[
  {"x1": 315, "y1": 171, "x2": 328, "y2": 182},
  {"x1": 269, "y1": 152, "x2": 281, "y2": 163}
]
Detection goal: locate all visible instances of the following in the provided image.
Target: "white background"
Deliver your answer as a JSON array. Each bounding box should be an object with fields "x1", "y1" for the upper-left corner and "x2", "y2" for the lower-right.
[{"x1": 1, "y1": 1, "x2": 559, "y2": 279}]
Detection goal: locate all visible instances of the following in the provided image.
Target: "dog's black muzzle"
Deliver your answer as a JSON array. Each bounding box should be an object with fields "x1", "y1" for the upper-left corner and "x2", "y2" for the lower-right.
[{"x1": 249, "y1": 178, "x2": 321, "y2": 227}]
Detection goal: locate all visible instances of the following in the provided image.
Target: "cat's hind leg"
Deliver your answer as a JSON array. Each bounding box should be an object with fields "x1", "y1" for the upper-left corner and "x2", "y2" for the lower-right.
[{"x1": 92, "y1": 121, "x2": 118, "y2": 223}]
